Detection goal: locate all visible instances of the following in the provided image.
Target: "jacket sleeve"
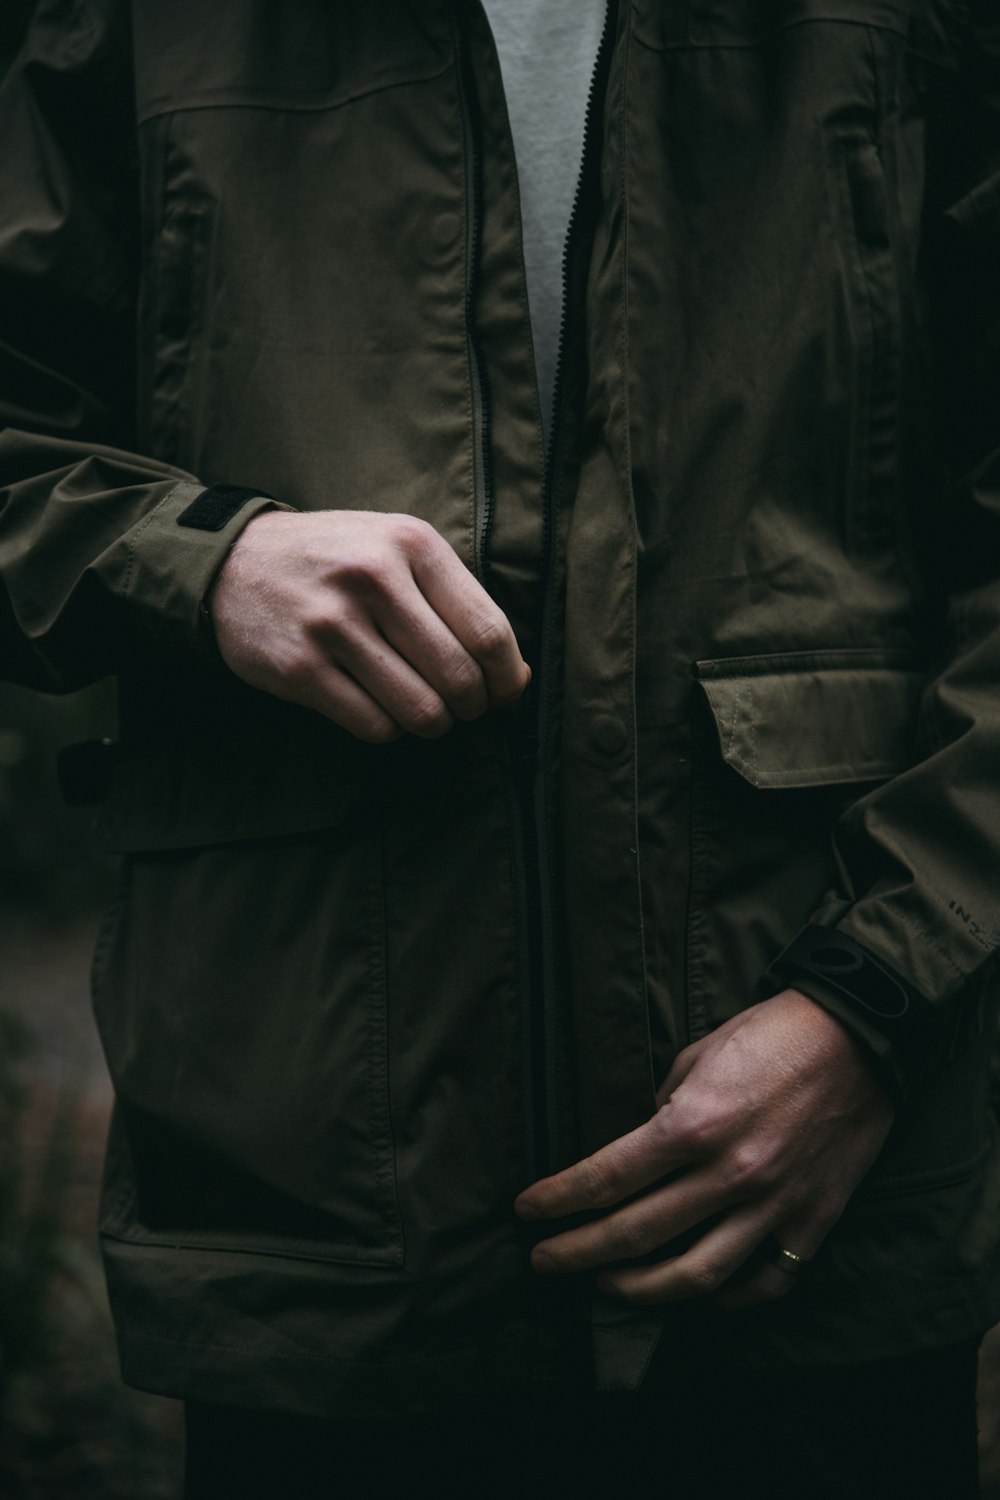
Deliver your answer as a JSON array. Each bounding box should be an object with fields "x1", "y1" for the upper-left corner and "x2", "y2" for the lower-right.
[
  {"x1": 772, "y1": 1, "x2": 1000, "y2": 1098},
  {"x1": 0, "y1": 0, "x2": 284, "y2": 693}
]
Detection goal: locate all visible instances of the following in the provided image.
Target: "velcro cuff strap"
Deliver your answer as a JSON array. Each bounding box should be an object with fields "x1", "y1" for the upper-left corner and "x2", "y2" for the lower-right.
[
  {"x1": 772, "y1": 926, "x2": 942, "y2": 1068},
  {"x1": 177, "y1": 484, "x2": 275, "y2": 532}
]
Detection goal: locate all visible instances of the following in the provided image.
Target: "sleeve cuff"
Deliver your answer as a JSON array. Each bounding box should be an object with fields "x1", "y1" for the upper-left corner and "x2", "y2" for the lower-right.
[
  {"x1": 769, "y1": 924, "x2": 946, "y2": 1103},
  {"x1": 117, "y1": 480, "x2": 295, "y2": 649}
]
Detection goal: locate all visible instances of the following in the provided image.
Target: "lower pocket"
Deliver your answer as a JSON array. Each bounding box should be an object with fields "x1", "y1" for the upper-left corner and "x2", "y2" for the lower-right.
[{"x1": 93, "y1": 810, "x2": 402, "y2": 1268}]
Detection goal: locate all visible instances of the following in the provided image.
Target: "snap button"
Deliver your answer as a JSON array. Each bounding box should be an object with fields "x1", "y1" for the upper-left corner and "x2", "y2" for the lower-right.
[
  {"x1": 429, "y1": 211, "x2": 459, "y2": 251},
  {"x1": 591, "y1": 713, "x2": 627, "y2": 757}
]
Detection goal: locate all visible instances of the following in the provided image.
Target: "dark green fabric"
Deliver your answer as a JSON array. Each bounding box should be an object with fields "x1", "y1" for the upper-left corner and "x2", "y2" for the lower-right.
[{"x1": 1, "y1": 0, "x2": 1000, "y2": 1415}]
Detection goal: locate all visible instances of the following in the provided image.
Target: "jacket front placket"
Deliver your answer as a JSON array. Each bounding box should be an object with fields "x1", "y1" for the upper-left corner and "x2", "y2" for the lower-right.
[{"x1": 544, "y1": 1, "x2": 668, "y2": 1387}]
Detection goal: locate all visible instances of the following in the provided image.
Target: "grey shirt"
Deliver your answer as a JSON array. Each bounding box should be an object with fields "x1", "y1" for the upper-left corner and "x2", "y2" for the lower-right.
[{"x1": 483, "y1": 0, "x2": 606, "y2": 447}]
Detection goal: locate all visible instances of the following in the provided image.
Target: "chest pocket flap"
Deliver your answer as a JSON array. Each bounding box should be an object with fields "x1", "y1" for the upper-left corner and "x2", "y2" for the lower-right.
[{"x1": 695, "y1": 649, "x2": 925, "y2": 788}]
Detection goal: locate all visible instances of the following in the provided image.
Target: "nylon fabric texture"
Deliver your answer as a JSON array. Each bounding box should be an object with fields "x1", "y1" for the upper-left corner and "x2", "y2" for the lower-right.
[{"x1": 0, "y1": 0, "x2": 999, "y2": 1419}]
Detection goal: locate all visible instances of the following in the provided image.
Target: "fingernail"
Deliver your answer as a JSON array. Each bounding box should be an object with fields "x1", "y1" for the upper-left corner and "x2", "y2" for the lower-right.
[
  {"x1": 596, "y1": 1275, "x2": 618, "y2": 1296},
  {"x1": 515, "y1": 1198, "x2": 540, "y2": 1220},
  {"x1": 532, "y1": 1250, "x2": 556, "y2": 1274}
]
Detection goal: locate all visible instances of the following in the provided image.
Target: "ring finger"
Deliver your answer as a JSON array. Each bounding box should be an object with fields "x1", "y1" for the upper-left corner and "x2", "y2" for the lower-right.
[
  {"x1": 711, "y1": 1214, "x2": 828, "y2": 1310},
  {"x1": 595, "y1": 1205, "x2": 774, "y2": 1306}
]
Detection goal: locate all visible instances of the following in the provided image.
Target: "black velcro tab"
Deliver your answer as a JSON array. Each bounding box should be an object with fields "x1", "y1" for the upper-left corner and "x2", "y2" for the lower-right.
[
  {"x1": 772, "y1": 926, "x2": 942, "y2": 1067},
  {"x1": 177, "y1": 484, "x2": 274, "y2": 532}
]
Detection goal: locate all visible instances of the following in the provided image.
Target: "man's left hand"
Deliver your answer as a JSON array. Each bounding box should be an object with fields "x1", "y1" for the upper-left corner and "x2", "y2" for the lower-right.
[{"x1": 514, "y1": 989, "x2": 895, "y2": 1307}]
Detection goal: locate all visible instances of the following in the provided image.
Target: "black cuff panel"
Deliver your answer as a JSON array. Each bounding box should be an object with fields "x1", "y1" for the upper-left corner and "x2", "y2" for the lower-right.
[
  {"x1": 772, "y1": 926, "x2": 943, "y2": 1073},
  {"x1": 177, "y1": 484, "x2": 275, "y2": 532}
]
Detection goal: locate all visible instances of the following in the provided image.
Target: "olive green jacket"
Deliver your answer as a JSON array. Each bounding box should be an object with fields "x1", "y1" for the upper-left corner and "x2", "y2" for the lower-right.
[{"x1": 2, "y1": 0, "x2": 1000, "y2": 1417}]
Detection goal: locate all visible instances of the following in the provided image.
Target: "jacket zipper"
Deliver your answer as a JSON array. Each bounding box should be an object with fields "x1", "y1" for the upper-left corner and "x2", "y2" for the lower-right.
[
  {"x1": 454, "y1": 13, "x2": 494, "y2": 585},
  {"x1": 454, "y1": 8, "x2": 540, "y2": 1174},
  {"x1": 530, "y1": 0, "x2": 618, "y2": 1176},
  {"x1": 454, "y1": 1, "x2": 618, "y2": 1183}
]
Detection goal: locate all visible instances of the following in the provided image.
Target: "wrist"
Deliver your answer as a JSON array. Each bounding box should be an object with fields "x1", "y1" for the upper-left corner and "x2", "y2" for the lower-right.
[{"x1": 770, "y1": 984, "x2": 900, "y2": 1110}]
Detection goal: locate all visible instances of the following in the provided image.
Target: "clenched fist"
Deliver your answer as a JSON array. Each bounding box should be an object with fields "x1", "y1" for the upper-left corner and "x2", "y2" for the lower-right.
[{"x1": 208, "y1": 509, "x2": 530, "y2": 742}]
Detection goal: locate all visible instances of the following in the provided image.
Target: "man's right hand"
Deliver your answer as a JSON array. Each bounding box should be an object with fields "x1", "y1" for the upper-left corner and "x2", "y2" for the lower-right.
[{"x1": 207, "y1": 509, "x2": 531, "y2": 742}]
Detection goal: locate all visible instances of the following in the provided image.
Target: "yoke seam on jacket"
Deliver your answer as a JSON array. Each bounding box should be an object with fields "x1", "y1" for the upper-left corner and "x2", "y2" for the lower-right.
[{"x1": 137, "y1": 60, "x2": 452, "y2": 126}]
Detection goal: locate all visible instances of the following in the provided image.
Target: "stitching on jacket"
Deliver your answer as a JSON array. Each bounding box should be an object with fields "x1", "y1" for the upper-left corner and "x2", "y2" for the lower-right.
[
  {"x1": 725, "y1": 678, "x2": 742, "y2": 762},
  {"x1": 747, "y1": 681, "x2": 758, "y2": 780},
  {"x1": 454, "y1": 40, "x2": 477, "y2": 578},
  {"x1": 136, "y1": 60, "x2": 452, "y2": 127},
  {"x1": 122, "y1": 1326, "x2": 532, "y2": 1367},
  {"x1": 483, "y1": 25, "x2": 544, "y2": 473},
  {"x1": 631, "y1": 16, "x2": 909, "y2": 56},
  {"x1": 884, "y1": 905, "x2": 966, "y2": 981},
  {"x1": 365, "y1": 826, "x2": 404, "y2": 1253},
  {"x1": 617, "y1": 5, "x2": 648, "y2": 1059},
  {"x1": 122, "y1": 488, "x2": 180, "y2": 597}
]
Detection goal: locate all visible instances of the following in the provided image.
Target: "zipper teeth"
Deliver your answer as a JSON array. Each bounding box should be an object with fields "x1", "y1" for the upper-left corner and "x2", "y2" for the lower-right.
[
  {"x1": 534, "y1": 0, "x2": 618, "y2": 1172},
  {"x1": 540, "y1": 0, "x2": 616, "y2": 517},
  {"x1": 454, "y1": 12, "x2": 495, "y2": 585}
]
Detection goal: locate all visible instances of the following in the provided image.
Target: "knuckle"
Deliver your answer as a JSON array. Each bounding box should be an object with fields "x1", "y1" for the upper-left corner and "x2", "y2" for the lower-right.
[
  {"x1": 651, "y1": 1102, "x2": 678, "y2": 1146},
  {"x1": 441, "y1": 657, "x2": 484, "y2": 706},
  {"x1": 725, "y1": 1141, "x2": 769, "y2": 1192},
  {"x1": 308, "y1": 597, "x2": 352, "y2": 641},
  {"x1": 336, "y1": 555, "x2": 393, "y2": 600},
  {"x1": 278, "y1": 641, "x2": 320, "y2": 688},
  {"x1": 665, "y1": 1101, "x2": 715, "y2": 1157},
  {"x1": 405, "y1": 694, "x2": 452, "y2": 738},
  {"x1": 612, "y1": 1215, "x2": 655, "y2": 1259},
  {"x1": 354, "y1": 716, "x2": 399, "y2": 745},
  {"x1": 393, "y1": 513, "x2": 436, "y2": 557},
  {"x1": 580, "y1": 1155, "x2": 619, "y2": 1208},
  {"x1": 679, "y1": 1260, "x2": 726, "y2": 1299},
  {"x1": 469, "y1": 613, "x2": 511, "y2": 662}
]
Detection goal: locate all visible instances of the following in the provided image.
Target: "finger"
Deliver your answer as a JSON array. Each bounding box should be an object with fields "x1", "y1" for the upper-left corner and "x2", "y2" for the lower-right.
[
  {"x1": 596, "y1": 1205, "x2": 772, "y2": 1306},
  {"x1": 515, "y1": 1105, "x2": 692, "y2": 1222},
  {"x1": 711, "y1": 1212, "x2": 832, "y2": 1310},
  {"x1": 409, "y1": 542, "x2": 529, "y2": 706},
  {"x1": 288, "y1": 663, "x2": 402, "y2": 744},
  {"x1": 373, "y1": 577, "x2": 490, "y2": 721},
  {"x1": 333, "y1": 627, "x2": 456, "y2": 740},
  {"x1": 529, "y1": 1167, "x2": 730, "y2": 1276}
]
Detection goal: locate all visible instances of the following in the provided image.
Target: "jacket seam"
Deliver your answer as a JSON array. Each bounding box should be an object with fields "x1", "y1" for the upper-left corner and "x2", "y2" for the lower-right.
[
  {"x1": 871, "y1": 904, "x2": 967, "y2": 982},
  {"x1": 122, "y1": 486, "x2": 186, "y2": 597},
  {"x1": 859, "y1": 1137, "x2": 991, "y2": 1199},
  {"x1": 696, "y1": 647, "x2": 924, "y2": 678},
  {"x1": 136, "y1": 60, "x2": 452, "y2": 126},
  {"x1": 632, "y1": 17, "x2": 910, "y2": 55},
  {"x1": 120, "y1": 1327, "x2": 533, "y2": 1368}
]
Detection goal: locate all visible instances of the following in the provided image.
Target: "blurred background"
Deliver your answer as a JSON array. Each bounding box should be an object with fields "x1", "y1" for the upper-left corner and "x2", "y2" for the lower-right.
[
  {"x1": 0, "y1": 2, "x2": 998, "y2": 1495},
  {"x1": 0, "y1": 10, "x2": 182, "y2": 1497},
  {"x1": 0, "y1": 670, "x2": 184, "y2": 1498}
]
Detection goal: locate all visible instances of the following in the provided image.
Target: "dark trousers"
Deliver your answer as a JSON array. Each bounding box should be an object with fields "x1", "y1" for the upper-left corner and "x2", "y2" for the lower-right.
[{"x1": 184, "y1": 1337, "x2": 982, "y2": 1499}]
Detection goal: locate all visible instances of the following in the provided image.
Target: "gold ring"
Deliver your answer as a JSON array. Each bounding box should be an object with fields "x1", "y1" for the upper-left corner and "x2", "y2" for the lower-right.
[{"x1": 771, "y1": 1245, "x2": 810, "y2": 1276}]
